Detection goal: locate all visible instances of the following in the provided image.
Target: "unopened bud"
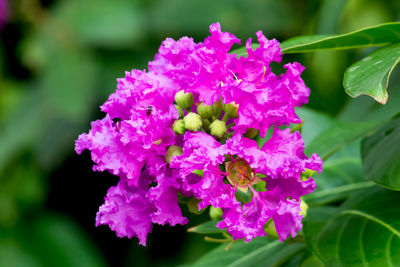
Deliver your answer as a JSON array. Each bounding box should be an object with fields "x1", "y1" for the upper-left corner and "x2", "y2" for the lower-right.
[
  {"x1": 209, "y1": 206, "x2": 223, "y2": 220},
  {"x1": 209, "y1": 120, "x2": 227, "y2": 138},
  {"x1": 212, "y1": 100, "x2": 223, "y2": 119},
  {"x1": 187, "y1": 197, "x2": 205, "y2": 214},
  {"x1": 175, "y1": 90, "x2": 193, "y2": 110},
  {"x1": 291, "y1": 121, "x2": 304, "y2": 134},
  {"x1": 197, "y1": 103, "x2": 213, "y2": 119},
  {"x1": 244, "y1": 128, "x2": 259, "y2": 138},
  {"x1": 224, "y1": 102, "x2": 239, "y2": 119},
  {"x1": 165, "y1": 145, "x2": 183, "y2": 164},
  {"x1": 301, "y1": 168, "x2": 317, "y2": 181},
  {"x1": 202, "y1": 119, "x2": 211, "y2": 132},
  {"x1": 264, "y1": 219, "x2": 279, "y2": 239},
  {"x1": 184, "y1": 112, "x2": 202, "y2": 131},
  {"x1": 175, "y1": 105, "x2": 184, "y2": 119},
  {"x1": 173, "y1": 119, "x2": 185, "y2": 135},
  {"x1": 300, "y1": 199, "x2": 308, "y2": 217}
]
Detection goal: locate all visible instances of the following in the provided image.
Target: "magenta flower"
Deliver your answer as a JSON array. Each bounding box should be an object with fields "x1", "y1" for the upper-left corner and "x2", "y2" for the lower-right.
[
  {"x1": 76, "y1": 22, "x2": 322, "y2": 245},
  {"x1": 171, "y1": 128, "x2": 321, "y2": 241}
]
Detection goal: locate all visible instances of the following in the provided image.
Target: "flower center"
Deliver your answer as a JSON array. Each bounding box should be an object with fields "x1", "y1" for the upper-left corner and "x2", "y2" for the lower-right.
[{"x1": 225, "y1": 158, "x2": 255, "y2": 187}]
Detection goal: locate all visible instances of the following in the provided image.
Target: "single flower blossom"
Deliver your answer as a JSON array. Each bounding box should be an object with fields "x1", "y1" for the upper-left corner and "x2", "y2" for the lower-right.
[{"x1": 76, "y1": 22, "x2": 323, "y2": 245}]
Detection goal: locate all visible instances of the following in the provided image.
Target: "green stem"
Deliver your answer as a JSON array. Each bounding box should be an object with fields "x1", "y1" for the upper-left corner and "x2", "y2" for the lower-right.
[{"x1": 204, "y1": 236, "x2": 231, "y2": 243}]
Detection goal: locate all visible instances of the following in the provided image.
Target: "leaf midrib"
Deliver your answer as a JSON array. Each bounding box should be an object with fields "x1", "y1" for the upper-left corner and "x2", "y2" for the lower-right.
[{"x1": 340, "y1": 210, "x2": 400, "y2": 237}]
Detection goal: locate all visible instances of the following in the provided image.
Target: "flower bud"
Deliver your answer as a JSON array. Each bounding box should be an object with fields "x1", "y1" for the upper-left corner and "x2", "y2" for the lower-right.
[
  {"x1": 224, "y1": 102, "x2": 239, "y2": 119},
  {"x1": 212, "y1": 100, "x2": 223, "y2": 119},
  {"x1": 264, "y1": 219, "x2": 279, "y2": 239},
  {"x1": 290, "y1": 121, "x2": 304, "y2": 134},
  {"x1": 209, "y1": 120, "x2": 227, "y2": 138},
  {"x1": 175, "y1": 105, "x2": 184, "y2": 119},
  {"x1": 165, "y1": 145, "x2": 183, "y2": 164},
  {"x1": 187, "y1": 197, "x2": 205, "y2": 214},
  {"x1": 299, "y1": 199, "x2": 308, "y2": 217},
  {"x1": 243, "y1": 128, "x2": 259, "y2": 138},
  {"x1": 175, "y1": 90, "x2": 193, "y2": 110},
  {"x1": 197, "y1": 103, "x2": 213, "y2": 119},
  {"x1": 173, "y1": 119, "x2": 185, "y2": 135},
  {"x1": 300, "y1": 168, "x2": 317, "y2": 181},
  {"x1": 209, "y1": 206, "x2": 222, "y2": 220},
  {"x1": 202, "y1": 119, "x2": 211, "y2": 132},
  {"x1": 184, "y1": 112, "x2": 202, "y2": 131}
]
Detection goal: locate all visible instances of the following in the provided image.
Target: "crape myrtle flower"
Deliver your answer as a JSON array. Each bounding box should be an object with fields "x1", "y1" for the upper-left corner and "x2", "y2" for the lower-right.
[{"x1": 75, "y1": 22, "x2": 322, "y2": 246}]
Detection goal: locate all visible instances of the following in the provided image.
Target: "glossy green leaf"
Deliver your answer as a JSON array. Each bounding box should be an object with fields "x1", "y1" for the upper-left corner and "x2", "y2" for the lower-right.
[
  {"x1": 303, "y1": 207, "x2": 339, "y2": 261},
  {"x1": 304, "y1": 187, "x2": 400, "y2": 266},
  {"x1": 305, "y1": 121, "x2": 377, "y2": 160},
  {"x1": 190, "y1": 237, "x2": 304, "y2": 267},
  {"x1": 303, "y1": 157, "x2": 374, "y2": 206},
  {"x1": 281, "y1": 22, "x2": 400, "y2": 53},
  {"x1": 344, "y1": 42, "x2": 400, "y2": 104},
  {"x1": 295, "y1": 108, "x2": 335, "y2": 146},
  {"x1": 361, "y1": 115, "x2": 400, "y2": 190},
  {"x1": 188, "y1": 220, "x2": 221, "y2": 234},
  {"x1": 231, "y1": 22, "x2": 400, "y2": 57}
]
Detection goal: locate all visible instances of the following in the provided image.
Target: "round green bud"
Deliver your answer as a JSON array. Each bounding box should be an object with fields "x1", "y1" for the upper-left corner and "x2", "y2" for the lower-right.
[
  {"x1": 175, "y1": 105, "x2": 184, "y2": 119},
  {"x1": 197, "y1": 103, "x2": 214, "y2": 119},
  {"x1": 187, "y1": 197, "x2": 205, "y2": 214},
  {"x1": 173, "y1": 119, "x2": 185, "y2": 135},
  {"x1": 202, "y1": 119, "x2": 211, "y2": 132},
  {"x1": 264, "y1": 219, "x2": 279, "y2": 239},
  {"x1": 165, "y1": 145, "x2": 183, "y2": 164},
  {"x1": 209, "y1": 120, "x2": 227, "y2": 139},
  {"x1": 184, "y1": 112, "x2": 202, "y2": 131},
  {"x1": 224, "y1": 102, "x2": 239, "y2": 118},
  {"x1": 175, "y1": 90, "x2": 193, "y2": 110},
  {"x1": 212, "y1": 100, "x2": 223, "y2": 119},
  {"x1": 243, "y1": 128, "x2": 259, "y2": 139},
  {"x1": 299, "y1": 199, "x2": 308, "y2": 217},
  {"x1": 209, "y1": 206, "x2": 223, "y2": 220}
]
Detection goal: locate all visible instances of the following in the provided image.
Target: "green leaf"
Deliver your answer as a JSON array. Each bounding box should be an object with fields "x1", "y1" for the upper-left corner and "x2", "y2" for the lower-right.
[
  {"x1": 304, "y1": 187, "x2": 400, "y2": 266},
  {"x1": 280, "y1": 22, "x2": 400, "y2": 53},
  {"x1": 256, "y1": 108, "x2": 335, "y2": 148},
  {"x1": 303, "y1": 207, "x2": 338, "y2": 262},
  {"x1": 231, "y1": 22, "x2": 400, "y2": 57},
  {"x1": 305, "y1": 121, "x2": 377, "y2": 160},
  {"x1": 344, "y1": 42, "x2": 400, "y2": 104},
  {"x1": 29, "y1": 214, "x2": 106, "y2": 267},
  {"x1": 23, "y1": 26, "x2": 98, "y2": 123},
  {"x1": 361, "y1": 115, "x2": 400, "y2": 190},
  {"x1": 53, "y1": 0, "x2": 144, "y2": 47},
  {"x1": 0, "y1": 240, "x2": 41, "y2": 267},
  {"x1": 295, "y1": 107, "x2": 335, "y2": 146},
  {"x1": 188, "y1": 220, "x2": 221, "y2": 234},
  {"x1": 0, "y1": 91, "x2": 49, "y2": 172},
  {"x1": 303, "y1": 157, "x2": 374, "y2": 206},
  {"x1": 190, "y1": 237, "x2": 305, "y2": 267}
]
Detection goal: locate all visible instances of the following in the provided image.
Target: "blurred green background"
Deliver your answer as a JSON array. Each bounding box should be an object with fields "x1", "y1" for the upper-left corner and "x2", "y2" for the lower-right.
[{"x1": 1, "y1": 0, "x2": 400, "y2": 266}]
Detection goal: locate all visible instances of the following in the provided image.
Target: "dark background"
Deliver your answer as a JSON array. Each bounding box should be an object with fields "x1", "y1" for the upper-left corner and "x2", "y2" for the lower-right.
[{"x1": 1, "y1": 0, "x2": 400, "y2": 266}]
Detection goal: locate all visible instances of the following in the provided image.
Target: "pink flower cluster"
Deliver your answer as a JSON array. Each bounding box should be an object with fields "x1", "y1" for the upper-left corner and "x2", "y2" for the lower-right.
[{"x1": 76, "y1": 23, "x2": 322, "y2": 246}]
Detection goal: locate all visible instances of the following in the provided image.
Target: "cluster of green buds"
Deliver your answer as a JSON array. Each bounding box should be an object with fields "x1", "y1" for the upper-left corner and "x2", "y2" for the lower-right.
[{"x1": 172, "y1": 90, "x2": 239, "y2": 139}]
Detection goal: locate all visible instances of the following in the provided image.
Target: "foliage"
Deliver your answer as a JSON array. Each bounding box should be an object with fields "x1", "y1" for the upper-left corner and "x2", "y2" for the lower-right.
[{"x1": 2, "y1": 0, "x2": 400, "y2": 266}]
